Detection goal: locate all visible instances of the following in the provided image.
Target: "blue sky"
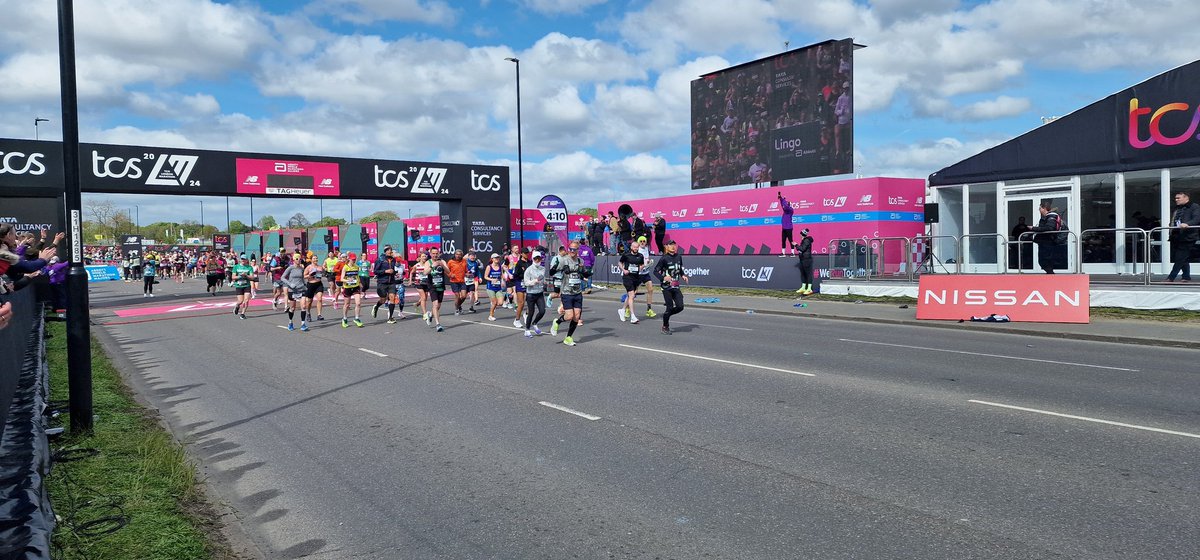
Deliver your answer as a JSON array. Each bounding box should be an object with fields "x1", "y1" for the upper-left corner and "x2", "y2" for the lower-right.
[{"x1": 2, "y1": 0, "x2": 1199, "y2": 230}]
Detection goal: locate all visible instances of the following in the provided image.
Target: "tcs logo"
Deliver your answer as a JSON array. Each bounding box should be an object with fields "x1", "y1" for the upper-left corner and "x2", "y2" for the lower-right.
[
  {"x1": 471, "y1": 170, "x2": 501, "y2": 191},
  {"x1": 0, "y1": 151, "x2": 47, "y2": 176}
]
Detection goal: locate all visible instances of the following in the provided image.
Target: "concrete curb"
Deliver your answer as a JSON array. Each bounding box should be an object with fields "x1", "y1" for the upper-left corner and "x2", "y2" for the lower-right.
[{"x1": 581, "y1": 291, "x2": 1197, "y2": 350}]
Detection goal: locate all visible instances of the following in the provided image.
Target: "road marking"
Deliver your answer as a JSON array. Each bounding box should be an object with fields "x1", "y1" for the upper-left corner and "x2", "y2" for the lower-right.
[
  {"x1": 673, "y1": 321, "x2": 753, "y2": 331},
  {"x1": 460, "y1": 319, "x2": 524, "y2": 331},
  {"x1": 618, "y1": 344, "x2": 816, "y2": 377},
  {"x1": 969, "y1": 400, "x2": 1200, "y2": 439},
  {"x1": 538, "y1": 401, "x2": 601, "y2": 421},
  {"x1": 358, "y1": 348, "x2": 388, "y2": 358},
  {"x1": 839, "y1": 339, "x2": 1138, "y2": 372},
  {"x1": 276, "y1": 325, "x2": 289, "y2": 330}
]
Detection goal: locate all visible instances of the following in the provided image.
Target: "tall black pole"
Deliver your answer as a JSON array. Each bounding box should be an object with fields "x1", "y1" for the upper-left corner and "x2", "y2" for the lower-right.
[
  {"x1": 506, "y1": 57, "x2": 525, "y2": 249},
  {"x1": 58, "y1": 0, "x2": 92, "y2": 433},
  {"x1": 200, "y1": 200, "x2": 205, "y2": 234},
  {"x1": 226, "y1": 196, "x2": 230, "y2": 232},
  {"x1": 250, "y1": 198, "x2": 255, "y2": 230},
  {"x1": 135, "y1": 204, "x2": 139, "y2": 235}
]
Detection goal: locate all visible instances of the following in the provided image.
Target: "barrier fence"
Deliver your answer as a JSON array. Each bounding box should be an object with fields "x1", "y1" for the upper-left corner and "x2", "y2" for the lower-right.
[
  {"x1": 825, "y1": 227, "x2": 1197, "y2": 285},
  {"x1": 0, "y1": 288, "x2": 54, "y2": 559}
]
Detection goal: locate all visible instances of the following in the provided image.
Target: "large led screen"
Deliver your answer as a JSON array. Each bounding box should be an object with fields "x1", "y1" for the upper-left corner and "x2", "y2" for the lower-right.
[{"x1": 691, "y1": 38, "x2": 854, "y2": 189}]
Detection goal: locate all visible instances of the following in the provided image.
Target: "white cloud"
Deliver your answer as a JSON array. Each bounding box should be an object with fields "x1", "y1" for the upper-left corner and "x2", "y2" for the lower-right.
[
  {"x1": 865, "y1": 136, "x2": 1010, "y2": 178},
  {"x1": 954, "y1": 95, "x2": 1031, "y2": 121},
  {"x1": 619, "y1": 0, "x2": 782, "y2": 66}
]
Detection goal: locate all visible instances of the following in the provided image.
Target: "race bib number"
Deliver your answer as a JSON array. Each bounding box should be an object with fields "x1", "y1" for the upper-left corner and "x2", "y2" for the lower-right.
[
  {"x1": 627, "y1": 264, "x2": 640, "y2": 274},
  {"x1": 568, "y1": 274, "x2": 582, "y2": 286}
]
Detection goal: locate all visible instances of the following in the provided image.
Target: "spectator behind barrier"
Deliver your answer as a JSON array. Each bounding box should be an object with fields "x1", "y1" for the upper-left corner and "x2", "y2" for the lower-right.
[{"x1": 1, "y1": 224, "x2": 58, "y2": 294}]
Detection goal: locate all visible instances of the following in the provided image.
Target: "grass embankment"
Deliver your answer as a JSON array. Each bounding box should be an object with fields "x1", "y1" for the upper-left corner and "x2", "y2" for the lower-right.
[
  {"x1": 593, "y1": 283, "x2": 1200, "y2": 322},
  {"x1": 45, "y1": 322, "x2": 237, "y2": 559}
]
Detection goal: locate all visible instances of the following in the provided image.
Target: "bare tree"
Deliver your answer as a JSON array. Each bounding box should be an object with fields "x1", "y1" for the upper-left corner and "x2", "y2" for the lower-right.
[
  {"x1": 286, "y1": 213, "x2": 311, "y2": 228},
  {"x1": 86, "y1": 199, "x2": 121, "y2": 240}
]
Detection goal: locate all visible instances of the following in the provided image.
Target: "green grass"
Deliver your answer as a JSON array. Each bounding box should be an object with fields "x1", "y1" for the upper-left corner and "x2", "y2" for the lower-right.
[{"x1": 45, "y1": 322, "x2": 236, "y2": 560}]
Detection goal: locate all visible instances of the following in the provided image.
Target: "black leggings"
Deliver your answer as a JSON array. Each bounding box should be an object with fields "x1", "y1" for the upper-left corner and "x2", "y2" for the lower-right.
[
  {"x1": 799, "y1": 257, "x2": 813, "y2": 285},
  {"x1": 661, "y1": 287, "x2": 684, "y2": 327},
  {"x1": 781, "y1": 229, "x2": 794, "y2": 249},
  {"x1": 143, "y1": 276, "x2": 154, "y2": 294},
  {"x1": 525, "y1": 292, "x2": 546, "y2": 328}
]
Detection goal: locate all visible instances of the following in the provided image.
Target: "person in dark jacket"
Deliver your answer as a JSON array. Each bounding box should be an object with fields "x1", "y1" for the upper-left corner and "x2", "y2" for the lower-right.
[
  {"x1": 652, "y1": 215, "x2": 667, "y2": 255},
  {"x1": 1029, "y1": 201, "x2": 1064, "y2": 274},
  {"x1": 652, "y1": 240, "x2": 688, "y2": 335},
  {"x1": 1167, "y1": 191, "x2": 1200, "y2": 282},
  {"x1": 793, "y1": 228, "x2": 815, "y2": 294}
]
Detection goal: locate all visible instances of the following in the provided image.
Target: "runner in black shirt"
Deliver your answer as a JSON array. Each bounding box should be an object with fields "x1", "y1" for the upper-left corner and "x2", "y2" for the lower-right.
[
  {"x1": 427, "y1": 248, "x2": 449, "y2": 332},
  {"x1": 618, "y1": 240, "x2": 646, "y2": 324},
  {"x1": 653, "y1": 240, "x2": 688, "y2": 335}
]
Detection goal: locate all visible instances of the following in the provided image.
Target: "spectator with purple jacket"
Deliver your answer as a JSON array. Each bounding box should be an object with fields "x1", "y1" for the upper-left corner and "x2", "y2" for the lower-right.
[
  {"x1": 577, "y1": 241, "x2": 596, "y2": 293},
  {"x1": 778, "y1": 191, "x2": 796, "y2": 257}
]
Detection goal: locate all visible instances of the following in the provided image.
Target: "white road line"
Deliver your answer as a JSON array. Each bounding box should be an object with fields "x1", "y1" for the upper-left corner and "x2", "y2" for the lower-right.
[
  {"x1": 618, "y1": 344, "x2": 816, "y2": 377},
  {"x1": 276, "y1": 325, "x2": 289, "y2": 330},
  {"x1": 839, "y1": 339, "x2": 1139, "y2": 372},
  {"x1": 673, "y1": 321, "x2": 753, "y2": 331},
  {"x1": 969, "y1": 400, "x2": 1200, "y2": 440},
  {"x1": 358, "y1": 348, "x2": 388, "y2": 358},
  {"x1": 538, "y1": 401, "x2": 602, "y2": 421},
  {"x1": 460, "y1": 319, "x2": 524, "y2": 331}
]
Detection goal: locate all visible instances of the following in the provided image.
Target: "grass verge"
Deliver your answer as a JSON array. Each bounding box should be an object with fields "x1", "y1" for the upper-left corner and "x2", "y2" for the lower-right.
[{"x1": 45, "y1": 321, "x2": 238, "y2": 560}]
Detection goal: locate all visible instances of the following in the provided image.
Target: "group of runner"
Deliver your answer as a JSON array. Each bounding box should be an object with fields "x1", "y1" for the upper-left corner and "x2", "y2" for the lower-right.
[{"x1": 206, "y1": 237, "x2": 691, "y2": 345}]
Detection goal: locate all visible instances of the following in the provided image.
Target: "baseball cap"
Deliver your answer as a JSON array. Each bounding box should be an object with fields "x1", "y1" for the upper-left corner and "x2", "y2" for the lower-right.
[
  {"x1": 666, "y1": 239, "x2": 677, "y2": 245},
  {"x1": 490, "y1": 253, "x2": 500, "y2": 258},
  {"x1": 532, "y1": 251, "x2": 543, "y2": 259},
  {"x1": 347, "y1": 252, "x2": 357, "y2": 260}
]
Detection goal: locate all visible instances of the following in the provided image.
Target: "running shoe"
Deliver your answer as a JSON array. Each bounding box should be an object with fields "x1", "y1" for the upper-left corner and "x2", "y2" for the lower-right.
[
  {"x1": 287, "y1": 322, "x2": 295, "y2": 331},
  {"x1": 301, "y1": 323, "x2": 310, "y2": 332},
  {"x1": 661, "y1": 326, "x2": 672, "y2": 335},
  {"x1": 533, "y1": 325, "x2": 542, "y2": 335},
  {"x1": 488, "y1": 315, "x2": 496, "y2": 322},
  {"x1": 240, "y1": 314, "x2": 247, "y2": 320},
  {"x1": 513, "y1": 319, "x2": 522, "y2": 328},
  {"x1": 354, "y1": 318, "x2": 364, "y2": 327},
  {"x1": 149, "y1": 293, "x2": 154, "y2": 297},
  {"x1": 796, "y1": 287, "x2": 805, "y2": 293},
  {"x1": 372, "y1": 305, "x2": 379, "y2": 319},
  {"x1": 550, "y1": 321, "x2": 559, "y2": 336},
  {"x1": 618, "y1": 308, "x2": 627, "y2": 322},
  {"x1": 272, "y1": 301, "x2": 279, "y2": 310},
  {"x1": 645, "y1": 308, "x2": 657, "y2": 318},
  {"x1": 455, "y1": 309, "x2": 461, "y2": 315},
  {"x1": 436, "y1": 324, "x2": 445, "y2": 332},
  {"x1": 562, "y1": 336, "x2": 576, "y2": 346},
  {"x1": 387, "y1": 318, "x2": 397, "y2": 324},
  {"x1": 630, "y1": 315, "x2": 640, "y2": 324},
  {"x1": 524, "y1": 330, "x2": 533, "y2": 338},
  {"x1": 803, "y1": 289, "x2": 814, "y2": 295},
  {"x1": 424, "y1": 314, "x2": 433, "y2": 326},
  {"x1": 469, "y1": 306, "x2": 477, "y2": 313},
  {"x1": 317, "y1": 315, "x2": 325, "y2": 321},
  {"x1": 342, "y1": 318, "x2": 349, "y2": 328}
]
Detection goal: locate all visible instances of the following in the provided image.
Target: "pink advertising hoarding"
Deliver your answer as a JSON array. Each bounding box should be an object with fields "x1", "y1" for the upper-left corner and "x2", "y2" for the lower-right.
[
  {"x1": 598, "y1": 177, "x2": 925, "y2": 258},
  {"x1": 403, "y1": 216, "x2": 441, "y2": 262},
  {"x1": 511, "y1": 209, "x2": 588, "y2": 248},
  {"x1": 236, "y1": 158, "x2": 341, "y2": 197}
]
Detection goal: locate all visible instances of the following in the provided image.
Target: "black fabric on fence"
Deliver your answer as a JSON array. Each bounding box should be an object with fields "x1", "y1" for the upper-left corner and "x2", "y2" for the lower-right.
[
  {"x1": 0, "y1": 288, "x2": 36, "y2": 438},
  {"x1": 0, "y1": 291, "x2": 54, "y2": 560}
]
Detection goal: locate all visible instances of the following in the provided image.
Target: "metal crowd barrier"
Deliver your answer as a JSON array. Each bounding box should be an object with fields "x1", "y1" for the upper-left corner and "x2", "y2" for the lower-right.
[
  {"x1": 957, "y1": 233, "x2": 1009, "y2": 274},
  {"x1": 1147, "y1": 226, "x2": 1194, "y2": 284},
  {"x1": 816, "y1": 227, "x2": 1191, "y2": 285}
]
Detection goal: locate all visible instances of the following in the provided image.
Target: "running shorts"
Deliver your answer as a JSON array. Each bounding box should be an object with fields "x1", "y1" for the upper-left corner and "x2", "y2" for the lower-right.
[
  {"x1": 235, "y1": 286, "x2": 251, "y2": 296},
  {"x1": 449, "y1": 282, "x2": 466, "y2": 293},
  {"x1": 463, "y1": 282, "x2": 476, "y2": 292},
  {"x1": 622, "y1": 275, "x2": 641, "y2": 292},
  {"x1": 514, "y1": 280, "x2": 526, "y2": 293},
  {"x1": 560, "y1": 293, "x2": 583, "y2": 310},
  {"x1": 304, "y1": 283, "x2": 324, "y2": 300},
  {"x1": 377, "y1": 283, "x2": 396, "y2": 300},
  {"x1": 273, "y1": 279, "x2": 285, "y2": 288},
  {"x1": 486, "y1": 289, "x2": 503, "y2": 300},
  {"x1": 429, "y1": 289, "x2": 445, "y2": 303},
  {"x1": 288, "y1": 289, "x2": 304, "y2": 302},
  {"x1": 342, "y1": 287, "x2": 361, "y2": 297},
  {"x1": 207, "y1": 274, "x2": 222, "y2": 288}
]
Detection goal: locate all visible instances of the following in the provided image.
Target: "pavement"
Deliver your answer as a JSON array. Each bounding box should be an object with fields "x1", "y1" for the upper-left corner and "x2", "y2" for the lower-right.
[{"x1": 584, "y1": 283, "x2": 1200, "y2": 349}]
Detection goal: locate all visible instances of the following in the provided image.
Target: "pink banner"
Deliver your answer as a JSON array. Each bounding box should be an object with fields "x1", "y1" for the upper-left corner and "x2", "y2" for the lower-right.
[
  {"x1": 362, "y1": 222, "x2": 379, "y2": 264},
  {"x1": 403, "y1": 216, "x2": 441, "y2": 261},
  {"x1": 236, "y1": 158, "x2": 341, "y2": 196},
  {"x1": 597, "y1": 177, "x2": 925, "y2": 256}
]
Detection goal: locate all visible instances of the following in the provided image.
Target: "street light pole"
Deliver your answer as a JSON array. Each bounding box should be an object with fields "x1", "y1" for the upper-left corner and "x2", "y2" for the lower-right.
[
  {"x1": 134, "y1": 204, "x2": 139, "y2": 235},
  {"x1": 200, "y1": 200, "x2": 205, "y2": 237},
  {"x1": 34, "y1": 117, "x2": 49, "y2": 140},
  {"x1": 505, "y1": 57, "x2": 525, "y2": 250}
]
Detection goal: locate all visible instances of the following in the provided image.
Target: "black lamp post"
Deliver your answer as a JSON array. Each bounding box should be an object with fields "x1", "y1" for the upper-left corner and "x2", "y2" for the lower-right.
[{"x1": 505, "y1": 57, "x2": 525, "y2": 249}]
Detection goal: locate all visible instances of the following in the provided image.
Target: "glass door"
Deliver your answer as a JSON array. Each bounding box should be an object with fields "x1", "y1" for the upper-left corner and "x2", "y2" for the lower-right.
[{"x1": 1005, "y1": 191, "x2": 1071, "y2": 273}]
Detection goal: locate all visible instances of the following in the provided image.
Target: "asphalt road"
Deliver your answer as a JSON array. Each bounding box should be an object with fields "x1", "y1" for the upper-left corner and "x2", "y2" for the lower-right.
[{"x1": 87, "y1": 280, "x2": 1200, "y2": 559}]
